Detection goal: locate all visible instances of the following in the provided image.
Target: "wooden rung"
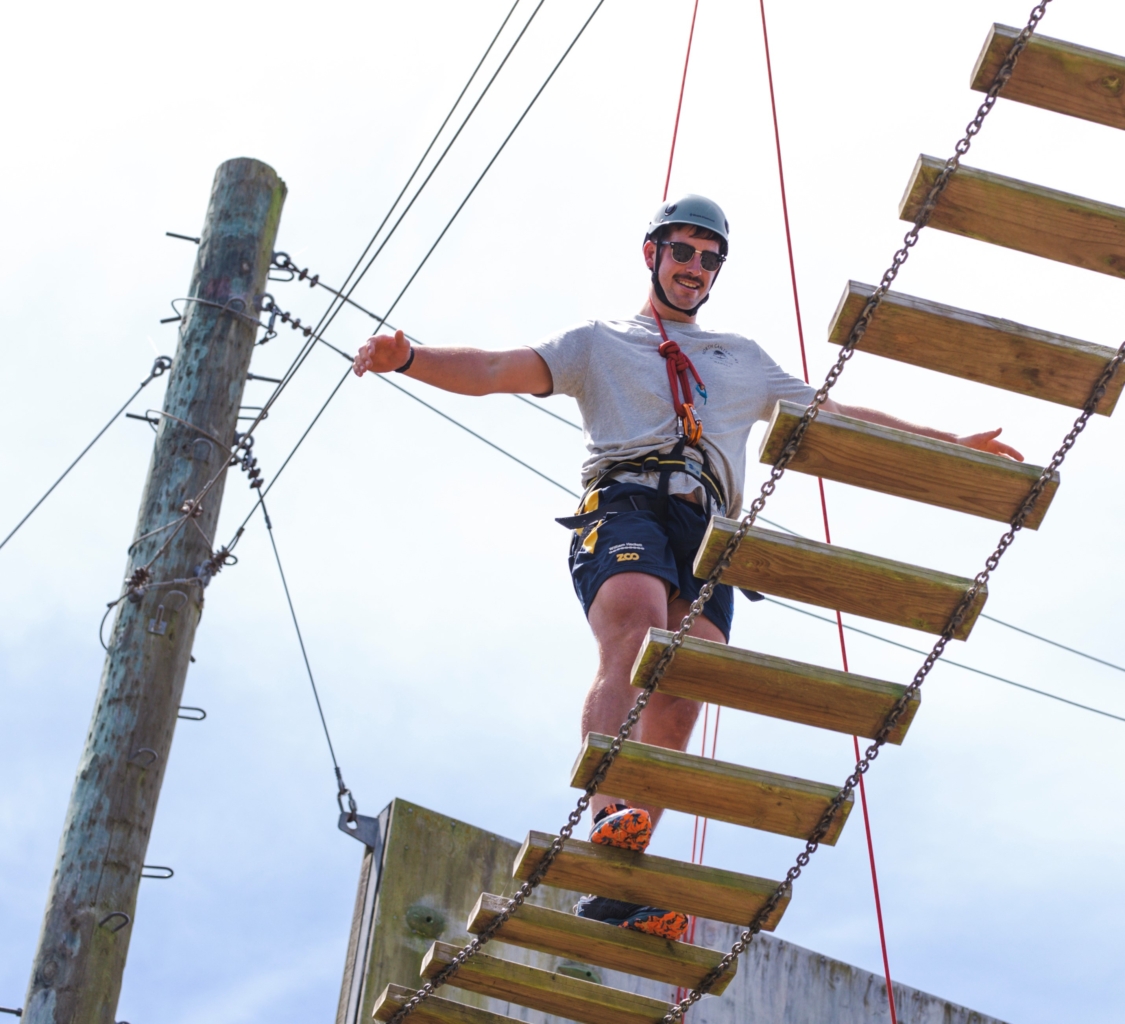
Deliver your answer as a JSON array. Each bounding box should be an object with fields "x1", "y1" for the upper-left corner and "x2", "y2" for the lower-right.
[
  {"x1": 420, "y1": 941, "x2": 672, "y2": 1024},
  {"x1": 828, "y1": 281, "x2": 1123, "y2": 415},
  {"x1": 972, "y1": 23, "x2": 1125, "y2": 131},
  {"x1": 373, "y1": 983, "x2": 522, "y2": 1024},
  {"x1": 632, "y1": 628, "x2": 919, "y2": 744},
  {"x1": 692, "y1": 519, "x2": 986, "y2": 640},
  {"x1": 759, "y1": 400, "x2": 1059, "y2": 529},
  {"x1": 899, "y1": 155, "x2": 1125, "y2": 279},
  {"x1": 468, "y1": 892, "x2": 737, "y2": 996},
  {"x1": 570, "y1": 734, "x2": 852, "y2": 845},
  {"x1": 513, "y1": 831, "x2": 789, "y2": 930}
]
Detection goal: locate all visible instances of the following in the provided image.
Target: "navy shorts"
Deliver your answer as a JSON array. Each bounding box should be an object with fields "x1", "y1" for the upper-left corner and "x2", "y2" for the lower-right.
[{"x1": 567, "y1": 481, "x2": 734, "y2": 640}]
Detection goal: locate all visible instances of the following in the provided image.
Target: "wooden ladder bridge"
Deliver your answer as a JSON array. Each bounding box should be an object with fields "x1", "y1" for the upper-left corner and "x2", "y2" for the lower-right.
[{"x1": 372, "y1": 23, "x2": 1125, "y2": 1024}]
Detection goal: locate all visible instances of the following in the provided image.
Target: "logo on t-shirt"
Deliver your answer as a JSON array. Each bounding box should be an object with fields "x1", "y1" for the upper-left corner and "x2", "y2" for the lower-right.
[{"x1": 701, "y1": 343, "x2": 738, "y2": 365}]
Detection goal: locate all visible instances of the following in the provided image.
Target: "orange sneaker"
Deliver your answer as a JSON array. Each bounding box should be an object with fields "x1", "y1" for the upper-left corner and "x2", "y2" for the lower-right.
[
  {"x1": 573, "y1": 895, "x2": 689, "y2": 940},
  {"x1": 589, "y1": 804, "x2": 653, "y2": 852}
]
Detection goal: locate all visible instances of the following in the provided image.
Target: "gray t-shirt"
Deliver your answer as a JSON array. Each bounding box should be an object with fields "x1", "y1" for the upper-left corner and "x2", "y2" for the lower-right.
[{"x1": 531, "y1": 314, "x2": 816, "y2": 514}]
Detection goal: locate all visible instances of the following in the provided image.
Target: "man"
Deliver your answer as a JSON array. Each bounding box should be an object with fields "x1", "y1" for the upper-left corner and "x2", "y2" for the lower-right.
[{"x1": 353, "y1": 195, "x2": 1021, "y2": 939}]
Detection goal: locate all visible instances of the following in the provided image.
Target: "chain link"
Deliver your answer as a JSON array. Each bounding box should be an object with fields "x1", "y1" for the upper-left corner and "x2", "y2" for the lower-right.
[{"x1": 387, "y1": 5, "x2": 1059, "y2": 1021}]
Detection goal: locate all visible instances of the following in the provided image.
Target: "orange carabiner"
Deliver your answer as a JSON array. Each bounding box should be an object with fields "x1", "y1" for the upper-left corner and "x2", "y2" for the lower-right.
[{"x1": 681, "y1": 404, "x2": 703, "y2": 445}]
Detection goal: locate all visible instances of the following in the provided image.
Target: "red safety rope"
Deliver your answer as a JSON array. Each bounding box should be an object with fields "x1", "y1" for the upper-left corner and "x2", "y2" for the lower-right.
[
  {"x1": 660, "y1": 13, "x2": 723, "y2": 997},
  {"x1": 663, "y1": 0, "x2": 701, "y2": 201},
  {"x1": 676, "y1": 701, "x2": 719, "y2": 1007},
  {"x1": 650, "y1": 302, "x2": 705, "y2": 444},
  {"x1": 657, "y1": 16, "x2": 897, "y2": 1019},
  {"x1": 758, "y1": 2, "x2": 898, "y2": 1020}
]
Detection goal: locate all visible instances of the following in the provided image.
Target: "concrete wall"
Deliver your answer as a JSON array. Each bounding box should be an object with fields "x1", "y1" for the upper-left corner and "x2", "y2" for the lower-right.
[{"x1": 338, "y1": 799, "x2": 1009, "y2": 1024}]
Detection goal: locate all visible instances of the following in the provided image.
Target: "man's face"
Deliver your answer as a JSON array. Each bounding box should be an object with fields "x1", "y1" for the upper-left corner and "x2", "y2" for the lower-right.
[{"x1": 644, "y1": 225, "x2": 722, "y2": 310}]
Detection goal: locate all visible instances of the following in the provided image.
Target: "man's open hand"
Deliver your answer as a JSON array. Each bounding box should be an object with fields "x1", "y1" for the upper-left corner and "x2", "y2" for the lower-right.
[
  {"x1": 353, "y1": 329, "x2": 410, "y2": 376},
  {"x1": 956, "y1": 428, "x2": 1023, "y2": 462}
]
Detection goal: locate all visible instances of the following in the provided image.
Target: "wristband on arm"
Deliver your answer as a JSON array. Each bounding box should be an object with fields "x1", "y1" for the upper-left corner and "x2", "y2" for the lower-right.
[{"x1": 394, "y1": 345, "x2": 416, "y2": 373}]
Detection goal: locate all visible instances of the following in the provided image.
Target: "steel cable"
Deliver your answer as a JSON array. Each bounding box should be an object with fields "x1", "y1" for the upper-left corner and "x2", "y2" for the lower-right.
[
  {"x1": 314, "y1": 331, "x2": 1125, "y2": 721},
  {"x1": 220, "y1": 0, "x2": 607, "y2": 558},
  {"x1": 756, "y1": 0, "x2": 895, "y2": 1012},
  {"x1": 764, "y1": 597, "x2": 1125, "y2": 724},
  {"x1": 0, "y1": 355, "x2": 171, "y2": 554},
  {"x1": 269, "y1": 262, "x2": 585, "y2": 431},
  {"x1": 260, "y1": 496, "x2": 358, "y2": 815},
  {"x1": 135, "y1": 0, "x2": 571, "y2": 584},
  {"x1": 243, "y1": 0, "x2": 552, "y2": 438},
  {"x1": 286, "y1": 265, "x2": 1122, "y2": 676}
]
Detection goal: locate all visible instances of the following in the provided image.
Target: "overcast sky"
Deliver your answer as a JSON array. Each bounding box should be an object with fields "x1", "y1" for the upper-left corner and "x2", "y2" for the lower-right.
[{"x1": 2, "y1": 1, "x2": 1124, "y2": 1022}]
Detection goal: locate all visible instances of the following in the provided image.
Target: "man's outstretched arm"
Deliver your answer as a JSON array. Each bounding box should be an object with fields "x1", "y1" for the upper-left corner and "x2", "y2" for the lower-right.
[
  {"x1": 821, "y1": 398, "x2": 1024, "y2": 462},
  {"x1": 353, "y1": 330, "x2": 552, "y2": 397}
]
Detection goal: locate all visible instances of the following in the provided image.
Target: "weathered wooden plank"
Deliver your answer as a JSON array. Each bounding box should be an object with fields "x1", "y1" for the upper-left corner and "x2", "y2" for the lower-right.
[
  {"x1": 899, "y1": 155, "x2": 1125, "y2": 278},
  {"x1": 513, "y1": 832, "x2": 789, "y2": 930},
  {"x1": 373, "y1": 983, "x2": 522, "y2": 1024},
  {"x1": 421, "y1": 941, "x2": 671, "y2": 1024},
  {"x1": 692, "y1": 520, "x2": 986, "y2": 640},
  {"x1": 468, "y1": 892, "x2": 736, "y2": 996},
  {"x1": 759, "y1": 400, "x2": 1059, "y2": 529},
  {"x1": 972, "y1": 23, "x2": 1125, "y2": 130},
  {"x1": 828, "y1": 281, "x2": 1122, "y2": 415},
  {"x1": 570, "y1": 734, "x2": 852, "y2": 845},
  {"x1": 632, "y1": 629, "x2": 919, "y2": 744}
]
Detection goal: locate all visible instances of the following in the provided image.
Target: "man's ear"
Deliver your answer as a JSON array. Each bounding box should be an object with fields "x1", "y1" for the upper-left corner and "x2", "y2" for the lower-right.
[{"x1": 643, "y1": 238, "x2": 656, "y2": 271}]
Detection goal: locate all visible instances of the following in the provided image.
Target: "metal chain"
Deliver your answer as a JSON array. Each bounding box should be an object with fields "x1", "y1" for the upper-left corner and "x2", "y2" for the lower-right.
[
  {"x1": 667, "y1": 329, "x2": 1124, "y2": 1021},
  {"x1": 387, "y1": 6, "x2": 1058, "y2": 1022},
  {"x1": 659, "y1": 4, "x2": 1065, "y2": 1017}
]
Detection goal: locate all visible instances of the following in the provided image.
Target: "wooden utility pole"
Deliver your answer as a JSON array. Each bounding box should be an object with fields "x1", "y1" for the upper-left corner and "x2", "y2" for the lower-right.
[{"x1": 24, "y1": 158, "x2": 286, "y2": 1024}]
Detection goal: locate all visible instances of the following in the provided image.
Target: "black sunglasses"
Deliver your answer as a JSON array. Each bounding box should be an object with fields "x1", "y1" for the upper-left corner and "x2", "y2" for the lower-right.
[{"x1": 660, "y1": 240, "x2": 726, "y2": 272}]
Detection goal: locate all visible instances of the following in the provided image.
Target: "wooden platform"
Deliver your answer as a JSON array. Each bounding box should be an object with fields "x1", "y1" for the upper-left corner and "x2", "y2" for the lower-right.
[
  {"x1": 468, "y1": 893, "x2": 737, "y2": 995},
  {"x1": 632, "y1": 629, "x2": 919, "y2": 743},
  {"x1": 900, "y1": 155, "x2": 1125, "y2": 279},
  {"x1": 759, "y1": 400, "x2": 1059, "y2": 529},
  {"x1": 693, "y1": 519, "x2": 986, "y2": 639},
  {"x1": 421, "y1": 941, "x2": 671, "y2": 1024},
  {"x1": 373, "y1": 983, "x2": 523, "y2": 1024},
  {"x1": 512, "y1": 832, "x2": 789, "y2": 930},
  {"x1": 972, "y1": 23, "x2": 1125, "y2": 131},
  {"x1": 570, "y1": 734, "x2": 852, "y2": 845},
  {"x1": 828, "y1": 282, "x2": 1123, "y2": 415}
]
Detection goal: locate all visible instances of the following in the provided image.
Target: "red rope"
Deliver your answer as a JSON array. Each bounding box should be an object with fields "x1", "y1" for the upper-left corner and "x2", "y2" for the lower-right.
[
  {"x1": 659, "y1": 23, "x2": 713, "y2": 988},
  {"x1": 758, "y1": 2, "x2": 898, "y2": 1020},
  {"x1": 662, "y1": 0, "x2": 701, "y2": 201}
]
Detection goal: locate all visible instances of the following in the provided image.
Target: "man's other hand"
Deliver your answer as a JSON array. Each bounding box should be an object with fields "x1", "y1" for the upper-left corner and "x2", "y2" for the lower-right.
[
  {"x1": 353, "y1": 330, "x2": 409, "y2": 376},
  {"x1": 956, "y1": 428, "x2": 1023, "y2": 462}
]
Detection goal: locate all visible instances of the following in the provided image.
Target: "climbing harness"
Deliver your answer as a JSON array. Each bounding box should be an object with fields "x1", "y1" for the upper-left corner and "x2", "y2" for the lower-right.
[
  {"x1": 555, "y1": 443, "x2": 725, "y2": 531},
  {"x1": 554, "y1": 301, "x2": 722, "y2": 531}
]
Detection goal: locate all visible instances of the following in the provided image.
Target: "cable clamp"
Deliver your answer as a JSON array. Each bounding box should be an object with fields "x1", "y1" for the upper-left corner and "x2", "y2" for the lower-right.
[{"x1": 125, "y1": 566, "x2": 152, "y2": 603}]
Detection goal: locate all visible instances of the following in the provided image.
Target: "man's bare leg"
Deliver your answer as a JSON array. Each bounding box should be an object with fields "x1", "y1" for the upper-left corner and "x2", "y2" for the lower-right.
[{"x1": 583, "y1": 571, "x2": 727, "y2": 829}]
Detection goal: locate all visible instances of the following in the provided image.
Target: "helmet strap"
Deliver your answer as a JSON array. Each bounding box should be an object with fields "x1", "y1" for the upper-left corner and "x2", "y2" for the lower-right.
[{"x1": 649, "y1": 239, "x2": 721, "y2": 317}]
